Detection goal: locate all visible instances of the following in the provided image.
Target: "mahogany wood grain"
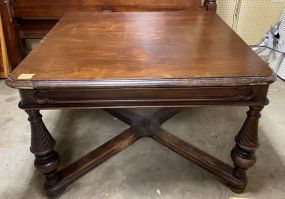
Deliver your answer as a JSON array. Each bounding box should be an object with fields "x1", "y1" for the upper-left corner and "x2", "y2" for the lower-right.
[
  {"x1": 7, "y1": 12, "x2": 273, "y2": 89},
  {"x1": 4, "y1": 4, "x2": 275, "y2": 197},
  {"x1": 1, "y1": 0, "x2": 216, "y2": 70},
  {"x1": 12, "y1": 0, "x2": 204, "y2": 18}
]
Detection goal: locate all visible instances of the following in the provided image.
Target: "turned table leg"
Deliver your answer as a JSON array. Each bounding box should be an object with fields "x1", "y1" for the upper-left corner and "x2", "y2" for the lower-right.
[
  {"x1": 26, "y1": 110, "x2": 63, "y2": 197},
  {"x1": 230, "y1": 106, "x2": 263, "y2": 193},
  {"x1": 22, "y1": 107, "x2": 266, "y2": 196}
]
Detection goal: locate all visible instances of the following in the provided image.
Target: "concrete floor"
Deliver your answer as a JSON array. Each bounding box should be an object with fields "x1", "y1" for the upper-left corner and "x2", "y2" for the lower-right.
[{"x1": 0, "y1": 79, "x2": 284, "y2": 199}]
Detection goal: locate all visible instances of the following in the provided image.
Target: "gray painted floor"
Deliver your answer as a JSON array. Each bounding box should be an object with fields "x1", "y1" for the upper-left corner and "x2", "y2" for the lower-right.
[{"x1": 0, "y1": 79, "x2": 284, "y2": 199}]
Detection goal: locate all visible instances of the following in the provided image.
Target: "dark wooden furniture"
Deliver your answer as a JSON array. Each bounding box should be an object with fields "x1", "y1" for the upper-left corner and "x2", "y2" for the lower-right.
[
  {"x1": 4, "y1": 0, "x2": 275, "y2": 198},
  {"x1": 0, "y1": 15, "x2": 9, "y2": 78},
  {"x1": 0, "y1": 0, "x2": 216, "y2": 71}
]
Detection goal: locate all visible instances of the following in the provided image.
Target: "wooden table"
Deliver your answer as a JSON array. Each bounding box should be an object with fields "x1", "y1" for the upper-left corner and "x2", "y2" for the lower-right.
[{"x1": 6, "y1": 11, "x2": 274, "y2": 197}]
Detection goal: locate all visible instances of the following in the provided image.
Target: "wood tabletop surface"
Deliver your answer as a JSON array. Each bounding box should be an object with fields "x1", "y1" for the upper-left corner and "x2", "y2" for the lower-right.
[{"x1": 7, "y1": 11, "x2": 273, "y2": 89}]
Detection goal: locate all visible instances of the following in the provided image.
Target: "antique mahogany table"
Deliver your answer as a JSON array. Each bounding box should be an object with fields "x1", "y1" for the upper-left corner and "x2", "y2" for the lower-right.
[{"x1": 6, "y1": 11, "x2": 274, "y2": 197}]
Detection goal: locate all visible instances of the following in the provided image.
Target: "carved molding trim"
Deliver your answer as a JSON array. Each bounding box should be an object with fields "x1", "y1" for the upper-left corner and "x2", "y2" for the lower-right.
[
  {"x1": 31, "y1": 87, "x2": 254, "y2": 105},
  {"x1": 33, "y1": 91, "x2": 54, "y2": 104}
]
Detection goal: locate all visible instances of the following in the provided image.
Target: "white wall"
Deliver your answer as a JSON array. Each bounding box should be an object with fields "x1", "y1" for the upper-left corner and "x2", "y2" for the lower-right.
[{"x1": 217, "y1": 0, "x2": 285, "y2": 45}]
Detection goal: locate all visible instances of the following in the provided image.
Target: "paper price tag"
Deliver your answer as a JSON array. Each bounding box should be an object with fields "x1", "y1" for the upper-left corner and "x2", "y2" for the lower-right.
[{"x1": 18, "y1": 74, "x2": 35, "y2": 80}]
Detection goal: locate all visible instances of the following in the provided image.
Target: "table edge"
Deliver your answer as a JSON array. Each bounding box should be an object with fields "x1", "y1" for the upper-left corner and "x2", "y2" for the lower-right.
[{"x1": 6, "y1": 74, "x2": 276, "y2": 90}]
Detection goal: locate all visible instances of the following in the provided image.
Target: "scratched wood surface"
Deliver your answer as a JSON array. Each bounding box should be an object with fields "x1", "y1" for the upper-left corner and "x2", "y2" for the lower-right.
[{"x1": 7, "y1": 12, "x2": 272, "y2": 88}]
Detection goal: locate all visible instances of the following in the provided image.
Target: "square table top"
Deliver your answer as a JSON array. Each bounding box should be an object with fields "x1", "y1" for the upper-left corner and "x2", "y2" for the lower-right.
[{"x1": 7, "y1": 11, "x2": 273, "y2": 89}]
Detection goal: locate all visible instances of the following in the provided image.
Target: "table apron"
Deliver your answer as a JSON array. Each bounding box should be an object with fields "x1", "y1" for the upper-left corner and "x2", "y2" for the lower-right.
[{"x1": 18, "y1": 85, "x2": 269, "y2": 109}]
